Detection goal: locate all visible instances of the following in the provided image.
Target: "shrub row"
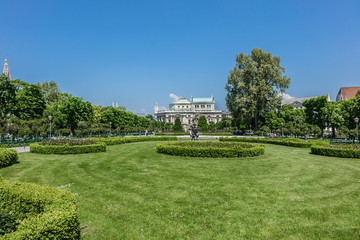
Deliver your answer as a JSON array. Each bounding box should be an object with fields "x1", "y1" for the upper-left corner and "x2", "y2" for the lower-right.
[
  {"x1": 0, "y1": 149, "x2": 18, "y2": 169},
  {"x1": 219, "y1": 137, "x2": 329, "y2": 148},
  {"x1": 30, "y1": 142, "x2": 106, "y2": 154},
  {"x1": 156, "y1": 141, "x2": 265, "y2": 158},
  {"x1": 311, "y1": 145, "x2": 360, "y2": 158},
  {"x1": 39, "y1": 139, "x2": 96, "y2": 146},
  {"x1": 94, "y1": 136, "x2": 178, "y2": 146},
  {"x1": 0, "y1": 177, "x2": 80, "y2": 239}
]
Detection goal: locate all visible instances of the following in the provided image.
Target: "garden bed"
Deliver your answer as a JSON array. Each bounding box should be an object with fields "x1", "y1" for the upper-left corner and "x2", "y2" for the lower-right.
[
  {"x1": 30, "y1": 139, "x2": 106, "y2": 154},
  {"x1": 0, "y1": 177, "x2": 80, "y2": 239},
  {"x1": 0, "y1": 149, "x2": 18, "y2": 169},
  {"x1": 156, "y1": 141, "x2": 264, "y2": 158},
  {"x1": 94, "y1": 136, "x2": 178, "y2": 145},
  {"x1": 311, "y1": 144, "x2": 360, "y2": 158}
]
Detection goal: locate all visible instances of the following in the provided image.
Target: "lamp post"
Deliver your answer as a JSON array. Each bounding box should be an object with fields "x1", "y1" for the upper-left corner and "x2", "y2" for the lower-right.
[
  {"x1": 48, "y1": 115, "x2": 52, "y2": 138},
  {"x1": 281, "y1": 122, "x2": 283, "y2": 138},
  {"x1": 110, "y1": 121, "x2": 112, "y2": 136},
  {"x1": 355, "y1": 117, "x2": 359, "y2": 144}
]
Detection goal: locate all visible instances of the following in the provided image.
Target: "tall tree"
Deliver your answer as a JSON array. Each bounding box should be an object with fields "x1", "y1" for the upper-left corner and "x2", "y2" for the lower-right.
[
  {"x1": 197, "y1": 116, "x2": 208, "y2": 131},
  {"x1": 0, "y1": 74, "x2": 16, "y2": 119},
  {"x1": 225, "y1": 48, "x2": 290, "y2": 131},
  {"x1": 173, "y1": 118, "x2": 183, "y2": 131},
  {"x1": 303, "y1": 96, "x2": 328, "y2": 136},
  {"x1": 39, "y1": 80, "x2": 63, "y2": 104},
  {"x1": 13, "y1": 80, "x2": 46, "y2": 120}
]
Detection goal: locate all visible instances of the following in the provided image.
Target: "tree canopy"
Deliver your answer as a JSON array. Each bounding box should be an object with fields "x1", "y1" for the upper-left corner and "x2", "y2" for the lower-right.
[{"x1": 225, "y1": 48, "x2": 290, "y2": 131}]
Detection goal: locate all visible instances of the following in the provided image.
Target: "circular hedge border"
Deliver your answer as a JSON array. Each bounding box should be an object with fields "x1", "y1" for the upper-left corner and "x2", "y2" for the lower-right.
[
  {"x1": 311, "y1": 145, "x2": 360, "y2": 158},
  {"x1": 0, "y1": 148, "x2": 18, "y2": 168},
  {"x1": 156, "y1": 141, "x2": 265, "y2": 158},
  {"x1": 30, "y1": 142, "x2": 106, "y2": 154}
]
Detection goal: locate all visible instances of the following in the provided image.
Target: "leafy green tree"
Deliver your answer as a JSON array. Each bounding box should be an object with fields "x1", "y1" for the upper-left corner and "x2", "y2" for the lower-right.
[
  {"x1": 197, "y1": 116, "x2": 208, "y2": 131},
  {"x1": 56, "y1": 96, "x2": 94, "y2": 135},
  {"x1": 173, "y1": 118, "x2": 183, "y2": 131},
  {"x1": 225, "y1": 48, "x2": 290, "y2": 131},
  {"x1": 325, "y1": 101, "x2": 344, "y2": 137},
  {"x1": 208, "y1": 122, "x2": 216, "y2": 131},
  {"x1": 0, "y1": 74, "x2": 16, "y2": 119},
  {"x1": 146, "y1": 114, "x2": 154, "y2": 120},
  {"x1": 13, "y1": 80, "x2": 46, "y2": 120},
  {"x1": 303, "y1": 96, "x2": 328, "y2": 136},
  {"x1": 39, "y1": 80, "x2": 63, "y2": 104}
]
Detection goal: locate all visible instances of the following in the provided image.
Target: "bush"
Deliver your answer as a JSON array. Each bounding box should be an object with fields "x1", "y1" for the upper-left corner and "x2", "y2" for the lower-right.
[
  {"x1": 311, "y1": 144, "x2": 360, "y2": 158},
  {"x1": 39, "y1": 139, "x2": 96, "y2": 146},
  {"x1": 0, "y1": 177, "x2": 80, "y2": 239},
  {"x1": 219, "y1": 137, "x2": 329, "y2": 148},
  {"x1": 156, "y1": 141, "x2": 265, "y2": 158},
  {"x1": 30, "y1": 142, "x2": 106, "y2": 154},
  {"x1": 0, "y1": 149, "x2": 18, "y2": 169},
  {"x1": 94, "y1": 136, "x2": 178, "y2": 146}
]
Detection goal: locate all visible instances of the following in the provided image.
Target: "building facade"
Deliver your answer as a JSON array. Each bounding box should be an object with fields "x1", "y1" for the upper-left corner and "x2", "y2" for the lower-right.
[
  {"x1": 154, "y1": 96, "x2": 230, "y2": 131},
  {"x1": 336, "y1": 87, "x2": 360, "y2": 101},
  {"x1": 2, "y1": 58, "x2": 11, "y2": 79}
]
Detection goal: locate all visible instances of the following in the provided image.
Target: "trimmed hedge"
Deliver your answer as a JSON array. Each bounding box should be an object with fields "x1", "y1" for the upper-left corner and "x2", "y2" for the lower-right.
[
  {"x1": 0, "y1": 149, "x2": 18, "y2": 169},
  {"x1": 311, "y1": 145, "x2": 360, "y2": 158},
  {"x1": 30, "y1": 142, "x2": 106, "y2": 154},
  {"x1": 0, "y1": 177, "x2": 80, "y2": 239},
  {"x1": 156, "y1": 141, "x2": 265, "y2": 158},
  {"x1": 220, "y1": 137, "x2": 329, "y2": 148},
  {"x1": 94, "y1": 136, "x2": 178, "y2": 146}
]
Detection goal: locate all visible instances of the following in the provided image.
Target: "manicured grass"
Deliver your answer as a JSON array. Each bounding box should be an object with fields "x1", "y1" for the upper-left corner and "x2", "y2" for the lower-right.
[{"x1": 1, "y1": 142, "x2": 360, "y2": 239}]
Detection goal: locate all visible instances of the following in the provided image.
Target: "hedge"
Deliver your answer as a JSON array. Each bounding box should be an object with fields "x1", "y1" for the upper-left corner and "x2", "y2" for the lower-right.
[
  {"x1": 30, "y1": 142, "x2": 106, "y2": 154},
  {"x1": 94, "y1": 136, "x2": 178, "y2": 146},
  {"x1": 156, "y1": 141, "x2": 265, "y2": 158},
  {"x1": 311, "y1": 145, "x2": 360, "y2": 158},
  {"x1": 219, "y1": 137, "x2": 329, "y2": 148},
  {"x1": 0, "y1": 177, "x2": 80, "y2": 239},
  {"x1": 0, "y1": 149, "x2": 18, "y2": 169}
]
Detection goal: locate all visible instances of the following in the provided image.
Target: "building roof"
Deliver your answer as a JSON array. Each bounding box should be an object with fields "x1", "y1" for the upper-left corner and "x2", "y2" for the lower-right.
[
  {"x1": 336, "y1": 87, "x2": 360, "y2": 101},
  {"x1": 172, "y1": 97, "x2": 191, "y2": 104},
  {"x1": 192, "y1": 97, "x2": 214, "y2": 103}
]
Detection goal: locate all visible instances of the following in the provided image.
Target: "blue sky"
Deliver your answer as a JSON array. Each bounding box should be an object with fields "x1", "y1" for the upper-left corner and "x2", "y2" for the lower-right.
[{"x1": 0, "y1": 0, "x2": 359, "y2": 114}]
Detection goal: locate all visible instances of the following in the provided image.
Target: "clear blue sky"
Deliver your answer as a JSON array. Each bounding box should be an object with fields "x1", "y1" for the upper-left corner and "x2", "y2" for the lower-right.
[{"x1": 1, "y1": 0, "x2": 359, "y2": 114}]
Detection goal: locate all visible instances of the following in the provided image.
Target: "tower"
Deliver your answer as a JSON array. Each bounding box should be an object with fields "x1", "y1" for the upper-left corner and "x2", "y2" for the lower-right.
[{"x1": 3, "y1": 58, "x2": 11, "y2": 80}]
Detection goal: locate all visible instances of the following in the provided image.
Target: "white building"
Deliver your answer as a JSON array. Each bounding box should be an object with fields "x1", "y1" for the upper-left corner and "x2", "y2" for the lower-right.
[{"x1": 154, "y1": 95, "x2": 230, "y2": 131}]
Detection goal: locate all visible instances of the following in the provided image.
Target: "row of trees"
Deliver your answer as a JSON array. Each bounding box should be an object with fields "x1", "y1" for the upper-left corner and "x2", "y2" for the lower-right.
[
  {"x1": 0, "y1": 74, "x2": 183, "y2": 139},
  {"x1": 225, "y1": 48, "x2": 359, "y2": 138}
]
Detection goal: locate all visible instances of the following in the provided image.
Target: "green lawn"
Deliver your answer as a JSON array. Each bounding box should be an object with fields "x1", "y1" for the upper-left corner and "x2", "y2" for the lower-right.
[{"x1": 1, "y1": 142, "x2": 360, "y2": 239}]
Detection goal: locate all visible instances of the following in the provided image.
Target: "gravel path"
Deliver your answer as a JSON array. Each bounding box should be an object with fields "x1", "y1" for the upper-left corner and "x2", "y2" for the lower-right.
[{"x1": 9, "y1": 146, "x2": 30, "y2": 153}]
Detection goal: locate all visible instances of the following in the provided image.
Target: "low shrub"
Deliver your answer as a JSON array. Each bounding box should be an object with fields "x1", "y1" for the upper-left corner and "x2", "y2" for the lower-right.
[
  {"x1": 0, "y1": 177, "x2": 80, "y2": 239},
  {"x1": 94, "y1": 136, "x2": 178, "y2": 146},
  {"x1": 0, "y1": 149, "x2": 18, "y2": 169},
  {"x1": 220, "y1": 137, "x2": 329, "y2": 148},
  {"x1": 156, "y1": 141, "x2": 265, "y2": 158},
  {"x1": 39, "y1": 139, "x2": 96, "y2": 146},
  {"x1": 30, "y1": 142, "x2": 106, "y2": 154},
  {"x1": 311, "y1": 144, "x2": 360, "y2": 158}
]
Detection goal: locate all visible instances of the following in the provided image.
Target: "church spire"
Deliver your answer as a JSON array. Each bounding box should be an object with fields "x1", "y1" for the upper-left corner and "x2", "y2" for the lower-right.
[{"x1": 3, "y1": 58, "x2": 11, "y2": 80}]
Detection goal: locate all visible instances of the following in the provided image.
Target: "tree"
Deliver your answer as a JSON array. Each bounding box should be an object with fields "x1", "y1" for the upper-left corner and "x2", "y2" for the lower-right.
[
  {"x1": 39, "y1": 80, "x2": 63, "y2": 104},
  {"x1": 303, "y1": 96, "x2": 328, "y2": 136},
  {"x1": 225, "y1": 48, "x2": 290, "y2": 131},
  {"x1": 173, "y1": 118, "x2": 183, "y2": 131},
  {"x1": 146, "y1": 114, "x2": 154, "y2": 120},
  {"x1": 0, "y1": 74, "x2": 16, "y2": 119},
  {"x1": 56, "y1": 96, "x2": 94, "y2": 135},
  {"x1": 13, "y1": 80, "x2": 46, "y2": 120},
  {"x1": 197, "y1": 116, "x2": 208, "y2": 131}
]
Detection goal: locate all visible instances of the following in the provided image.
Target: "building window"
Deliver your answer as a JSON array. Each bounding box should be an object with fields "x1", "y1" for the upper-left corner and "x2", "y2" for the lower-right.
[
  {"x1": 201, "y1": 105, "x2": 205, "y2": 108},
  {"x1": 195, "y1": 105, "x2": 199, "y2": 108}
]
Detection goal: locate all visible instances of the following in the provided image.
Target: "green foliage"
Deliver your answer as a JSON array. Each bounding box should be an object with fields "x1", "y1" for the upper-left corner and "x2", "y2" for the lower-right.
[
  {"x1": 220, "y1": 137, "x2": 329, "y2": 148},
  {"x1": 0, "y1": 74, "x2": 16, "y2": 119},
  {"x1": 12, "y1": 80, "x2": 46, "y2": 120},
  {"x1": 39, "y1": 80, "x2": 63, "y2": 104},
  {"x1": 30, "y1": 142, "x2": 106, "y2": 154},
  {"x1": 0, "y1": 208, "x2": 18, "y2": 235},
  {"x1": 225, "y1": 48, "x2": 290, "y2": 131},
  {"x1": 157, "y1": 141, "x2": 265, "y2": 158},
  {"x1": 0, "y1": 149, "x2": 18, "y2": 169},
  {"x1": 197, "y1": 116, "x2": 208, "y2": 131},
  {"x1": 172, "y1": 118, "x2": 183, "y2": 132},
  {"x1": 311, "y1": 145, "x2": 360, "y2": 158},
  {"x1": 95, "y1": 136, "x2": 178, "y2": 145},
  {"x1": 39, "y1": 139, "x2": 96, "y2": 146},
  {"x1": 0, "y1": 177, "x2": 80, "y2": 239}
]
